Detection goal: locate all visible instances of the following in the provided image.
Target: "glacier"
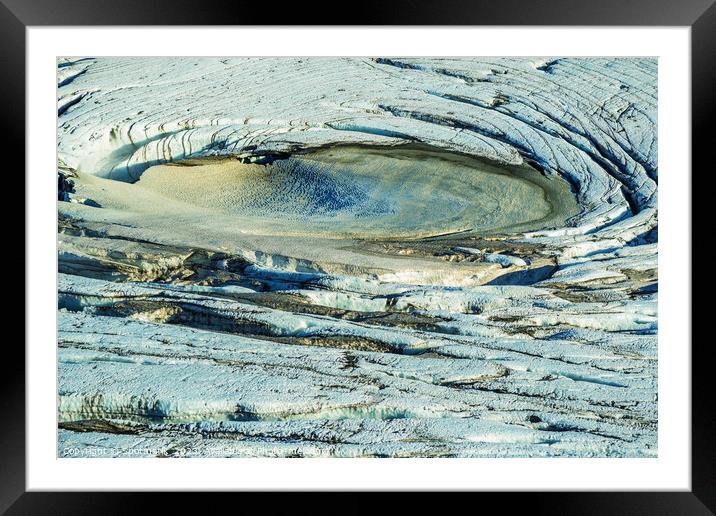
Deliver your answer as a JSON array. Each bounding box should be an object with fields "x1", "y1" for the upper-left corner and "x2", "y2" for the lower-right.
[{"x1": 57, "y1": 57, "x2": 657, "y2": 458}]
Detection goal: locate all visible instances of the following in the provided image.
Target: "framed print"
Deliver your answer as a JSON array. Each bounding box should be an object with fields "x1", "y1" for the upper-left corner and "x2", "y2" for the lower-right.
[{"x1": 9, "y1": 0, "x2": 713, "y2": 512}]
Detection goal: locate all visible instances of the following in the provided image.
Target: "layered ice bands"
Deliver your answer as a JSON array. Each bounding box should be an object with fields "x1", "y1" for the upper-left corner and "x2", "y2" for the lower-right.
[{"x1": 57, "y1": 57, "x2": 658, "y2": 458}]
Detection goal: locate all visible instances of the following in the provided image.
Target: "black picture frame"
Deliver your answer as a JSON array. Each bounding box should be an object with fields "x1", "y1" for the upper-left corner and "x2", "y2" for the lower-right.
[{"x1": 7, "y1": 0, "x2": 712, "y2": 513}]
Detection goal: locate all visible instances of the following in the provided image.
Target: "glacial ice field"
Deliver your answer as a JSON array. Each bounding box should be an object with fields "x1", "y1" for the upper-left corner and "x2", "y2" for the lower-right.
[{"x1": 57, "y1": 57, "x2": 657, "y2": 458}]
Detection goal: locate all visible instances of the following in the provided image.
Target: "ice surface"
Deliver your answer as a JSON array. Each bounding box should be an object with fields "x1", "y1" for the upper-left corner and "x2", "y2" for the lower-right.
[{"x1": 57, "y1": 57, "x2": 657, "y2": 457}]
